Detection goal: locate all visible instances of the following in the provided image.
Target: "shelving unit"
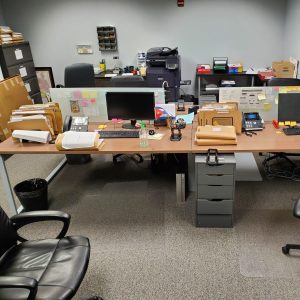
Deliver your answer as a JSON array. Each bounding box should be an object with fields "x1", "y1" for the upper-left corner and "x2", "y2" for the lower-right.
[{"x1": 97, "y1": 26, "x2": 117, "y2": 51}]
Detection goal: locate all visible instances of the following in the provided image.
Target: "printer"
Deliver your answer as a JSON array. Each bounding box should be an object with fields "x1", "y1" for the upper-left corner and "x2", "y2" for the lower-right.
[{"x1": 145, "y1": 47, "x2": 181, "y2": 102}]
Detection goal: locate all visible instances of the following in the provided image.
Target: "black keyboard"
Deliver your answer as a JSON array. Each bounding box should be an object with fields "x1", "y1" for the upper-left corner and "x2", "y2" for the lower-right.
[
  {"x1": 283, "y1": 126, "x2": 300, "y2": 136},
  {"x1": 98, "y1": 130, "x2": 139, "y2": 138}
]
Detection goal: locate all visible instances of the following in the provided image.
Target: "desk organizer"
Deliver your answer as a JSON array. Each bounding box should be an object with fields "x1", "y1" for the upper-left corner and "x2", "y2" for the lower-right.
[
  {"x1": 97, "y1": 26, "x2": 117, "y2": 51},
  {"x1": 195, "y1": 153, "x2": 236, "y2": 227}
]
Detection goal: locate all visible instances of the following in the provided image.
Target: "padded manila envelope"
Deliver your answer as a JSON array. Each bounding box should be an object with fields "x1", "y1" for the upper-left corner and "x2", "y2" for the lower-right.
[
  {"x1": 55, "y1": 132, "x2": 102, "y2": 151},
  {"x1": 196, "y1": 125, "x2": 237, "y2": 140},
  {"x1": 195, "y1": 138, "x2": 237, "y2": 146}
]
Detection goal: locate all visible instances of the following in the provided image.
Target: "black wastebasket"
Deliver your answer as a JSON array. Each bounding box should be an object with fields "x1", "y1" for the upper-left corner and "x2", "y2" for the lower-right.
[{"x1": 14, "y1": 178, "x2": 48, "y2": 211}]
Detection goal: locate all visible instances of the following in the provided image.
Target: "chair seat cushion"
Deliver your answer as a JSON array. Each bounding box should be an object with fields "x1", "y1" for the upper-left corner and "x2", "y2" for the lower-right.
[{"x1": 0, "y1": 236, "x2": 90, "y2": 300}]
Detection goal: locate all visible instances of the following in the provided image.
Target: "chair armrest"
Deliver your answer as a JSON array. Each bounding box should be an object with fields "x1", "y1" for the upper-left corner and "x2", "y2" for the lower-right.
[
  {"x1": 11, "y1": 210, "x2": 70, "y2": 242},
  {"x1": 0, "y1": 276, "x2": 37, "y2": 300},
  {"x1": 293, "y1": 198, "x2": 300, "y2": 218}
]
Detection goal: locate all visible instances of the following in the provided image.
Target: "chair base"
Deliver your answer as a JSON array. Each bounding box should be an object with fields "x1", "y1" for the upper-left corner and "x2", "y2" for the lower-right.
[
  {"x1": 113, "y1": 154, "x2": 143, "y2": 164},
  {"x1": 282, "y1": 244, "x2": 300, "y2": 255}
]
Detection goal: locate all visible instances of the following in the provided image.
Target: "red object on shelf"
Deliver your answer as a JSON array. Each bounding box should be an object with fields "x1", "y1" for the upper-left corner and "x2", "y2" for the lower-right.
[
  {"x1": 197, "y1": 64, "x2": 211, "y2": 74},
  {"x1": 177, "y1": 0, "x2": 184, "y2": 7},
  {"x1": 258, "y1": 70, "x2": 275, "y2": 81}
]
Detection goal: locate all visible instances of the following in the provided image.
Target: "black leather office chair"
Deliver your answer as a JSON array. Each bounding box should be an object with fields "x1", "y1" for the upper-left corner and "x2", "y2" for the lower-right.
[
  {"x1": 267, "y1": 77, "x2": 300, "y2": 86},
  {"x1": 110, "y1": 75, "x2": 146, "y2": 164},
  {"x1": 64, "y1": 63, "x2": 96, "y2": 164},
  {"x1": 65, "y1": 63, "x2": 95, "y2": 87},
  {"x1": 110, "y1": 75, "x2": 146, "y2": 87},
  {"x1": 282, "y1": 197, "x2": 300, "y2": 254},
  {"x1": 0, "y1": 206, "x2": 101, "y2": 300}
]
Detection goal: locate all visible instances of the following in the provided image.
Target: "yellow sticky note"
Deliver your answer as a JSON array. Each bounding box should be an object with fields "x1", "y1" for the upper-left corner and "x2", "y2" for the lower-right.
[
  {"x1": 82, "y1": 91, "x2": 91, "y2": 98},
  {"x1": 263, "y1": 102, "x2": 272, "y2": 111},
  {"x1": 285, "y1": 121, "x2": 291, "y2": 126},
  {"x1": 278, "y1": 122, "x2": 285, "y2": 126},
  {"x1": 89, "y1": 91, "x2": 97, "y2": 98},
  {"x1": 290, "y1": 121, "x2": 297, "y2": 126},
  {"x1": 280, "y1": 87, "x2": 288, "y2": 93},
  {"x1": 258, "y1": 94, "x2": 266, "y2": 101},
  {"x1": 98, "y1": 124, "x2": 107, "y2": 129}
]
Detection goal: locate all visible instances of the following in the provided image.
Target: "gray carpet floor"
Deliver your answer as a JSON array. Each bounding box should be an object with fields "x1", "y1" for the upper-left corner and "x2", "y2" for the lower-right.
[{"x1": 1, "y1": 154, "x2": 300, "y2": 300}]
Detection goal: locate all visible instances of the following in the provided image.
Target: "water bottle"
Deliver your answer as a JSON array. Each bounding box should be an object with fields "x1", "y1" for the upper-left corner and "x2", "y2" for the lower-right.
[{"x1": 139, "y1": 123, "x2": 148, "y2": 148}]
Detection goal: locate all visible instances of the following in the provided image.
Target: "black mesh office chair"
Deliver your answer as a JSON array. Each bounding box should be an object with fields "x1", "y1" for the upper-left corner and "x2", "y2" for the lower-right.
[
  {"x1": 65, "y1": 63, "x2": 95, "y2": 87},
  {"x1": 282, "y1": 197, "x2": 300, "y2": 254},
  {"x1": 64, "y1": 63, "x2": 96, "y2": 164},
  {"x1": 110, "y1": 75, "x2": 146, "y2": 164},
  {"x1": 110, "y1": 75, "x2": 146, "y2": 87},
  {"x1": 0, "y1": 206, "x2": 102, "y2": 300},
  {"x1": 267, "y1": 78, "x2": 300, "y2": 86}
]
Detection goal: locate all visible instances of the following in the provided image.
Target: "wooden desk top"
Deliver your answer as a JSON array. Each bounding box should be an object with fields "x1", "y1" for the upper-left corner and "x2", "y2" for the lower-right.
[
  {"x1": 0, "y1": 124, "x2": 193, "y2": 155},
  {"x1": 191, "y1": 123, "x2": 300, "y2": 153},
  {"x1": 1, "y1": 123, "x2": 299, "y2": 155}
]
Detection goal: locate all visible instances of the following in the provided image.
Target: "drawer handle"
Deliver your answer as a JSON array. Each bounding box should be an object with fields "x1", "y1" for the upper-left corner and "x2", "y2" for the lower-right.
[
  {"x1": 207, "y1": 185, "x2": 222, "y2": 187},
  {"x1": 207, "y1": 174, "x2": 224, "y2": 177}
]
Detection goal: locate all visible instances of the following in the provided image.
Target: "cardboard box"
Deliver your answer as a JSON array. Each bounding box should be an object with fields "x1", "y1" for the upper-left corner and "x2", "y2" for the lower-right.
[
  {"x1": 198, "y1": 103, "x2": 242, "y2": 134},
  {"x1": 0, "y1": 75, "x2": 32, "y2": 141},
  {"x1": 272, "y1": 61, "x2": 295, "y2": 78}
]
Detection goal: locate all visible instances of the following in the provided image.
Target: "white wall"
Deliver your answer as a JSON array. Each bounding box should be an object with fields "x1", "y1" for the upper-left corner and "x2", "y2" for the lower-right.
[
  {"x1": 0, "y1": 1, "x2": 6, "y2": 25},
  {"x1": 284, "y1": 0, "x2": 300, "y2": 77},
  {"x1": 2, "y1": 0, "x2": 287, "y2": 95}
]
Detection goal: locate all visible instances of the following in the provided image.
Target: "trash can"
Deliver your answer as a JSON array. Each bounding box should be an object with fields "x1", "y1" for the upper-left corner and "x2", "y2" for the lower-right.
[{"x1": 14, "y1": 178, "x2": 48, "y2": 211}]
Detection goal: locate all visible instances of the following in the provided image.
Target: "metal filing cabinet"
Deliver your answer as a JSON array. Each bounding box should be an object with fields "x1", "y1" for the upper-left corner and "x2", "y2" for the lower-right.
[
  {"x1": 0, "y1": 41, "x2": 42, "y2": 103},
  {"x1": 195, "y1": 152, "x2": 236, "y2": 227}
]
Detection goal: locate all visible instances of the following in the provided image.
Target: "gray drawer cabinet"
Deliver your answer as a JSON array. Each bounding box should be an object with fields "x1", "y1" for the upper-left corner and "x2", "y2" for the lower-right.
[
  {"x1": 0, "y1": 42, "x2": 42, "y2": 103},
  {"x1": 195, "y1": 153, "x2": 236, "y2": 227}
]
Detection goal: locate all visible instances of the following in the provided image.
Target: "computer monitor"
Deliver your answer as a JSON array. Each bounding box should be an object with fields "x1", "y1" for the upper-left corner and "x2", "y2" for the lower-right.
[
  {"x1": 106, "y1": 91, "x2": 155, "y2": 129},
  {"x1": 278, "y1": 93, "x2": 300, "y2": 123}
]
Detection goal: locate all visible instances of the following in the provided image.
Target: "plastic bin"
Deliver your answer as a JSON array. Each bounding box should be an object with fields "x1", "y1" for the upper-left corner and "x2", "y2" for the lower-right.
[{"x1": 14, "y1": 178, "x2": 48, "y2": 211}]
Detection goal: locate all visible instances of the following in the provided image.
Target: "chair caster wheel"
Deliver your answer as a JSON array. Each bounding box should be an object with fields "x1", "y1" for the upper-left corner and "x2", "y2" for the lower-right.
[{"x1": 282, "y1": 246, "x2": 289, "y2": 255}]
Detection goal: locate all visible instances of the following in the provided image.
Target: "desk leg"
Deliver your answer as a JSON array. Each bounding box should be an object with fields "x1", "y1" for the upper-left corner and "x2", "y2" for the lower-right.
[
  {"x1": 45, "y1": 157, "x2": 67, "y2": 183},
  {"x1": 176, "y1": 173, "x2": 185, "y2": 204},
  {"x1": 0, "y1": 155, "x2": 17, "y2": 215}
]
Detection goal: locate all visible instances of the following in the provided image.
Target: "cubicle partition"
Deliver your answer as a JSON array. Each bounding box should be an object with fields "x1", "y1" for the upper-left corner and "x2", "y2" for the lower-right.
[
  {"x1": 219, "y1": 86, "x2": 300, "y2": 122},
  {"x1": 49, "y1": 87, "x2": 166, "y2": 122}
]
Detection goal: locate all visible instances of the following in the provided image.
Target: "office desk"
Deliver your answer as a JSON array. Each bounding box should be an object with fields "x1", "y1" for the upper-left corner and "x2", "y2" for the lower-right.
[
  {"x1": 0, "y1": 124, "x2": 193, "y2": 215},
  {"x1": 1, "y1": 123, "x2": 299, "y2": 224}
]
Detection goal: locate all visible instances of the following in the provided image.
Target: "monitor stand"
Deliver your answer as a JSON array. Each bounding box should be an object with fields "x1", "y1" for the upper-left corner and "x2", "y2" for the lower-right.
[{"x1": 122, "y1": 119, "x2": 137, "y2": 129}]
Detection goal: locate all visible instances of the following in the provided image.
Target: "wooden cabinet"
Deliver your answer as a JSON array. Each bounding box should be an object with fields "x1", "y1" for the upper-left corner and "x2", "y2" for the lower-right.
[{"x1": 0, "y1": 42, "x2": 42, "y2": 103}]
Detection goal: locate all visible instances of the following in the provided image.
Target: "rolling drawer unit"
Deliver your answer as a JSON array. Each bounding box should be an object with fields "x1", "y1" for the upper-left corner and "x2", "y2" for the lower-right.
[
  {"x1": 195, "y1": 153, "x2": 236, "y2": 227},
  {"x1": 0, "y1": 41, "x2": 42, "y2": 103}
]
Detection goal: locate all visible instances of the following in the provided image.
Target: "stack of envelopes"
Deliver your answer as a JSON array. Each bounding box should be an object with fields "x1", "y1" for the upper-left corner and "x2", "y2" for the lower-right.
[
  {"x1": 195, "y1": 125, "x2": 237, "y2": 146},
  {"x1": 8, "y1": 103, "x2": 63, "y2": 139}
]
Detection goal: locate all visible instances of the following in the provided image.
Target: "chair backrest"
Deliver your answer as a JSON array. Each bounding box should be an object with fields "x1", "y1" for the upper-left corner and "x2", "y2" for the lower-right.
[
  {"x1": 65, "y1": 63, "x2": 95, "y2": 87},
  {"x1": 267, "y1": 78, "x2": 300, "y2": 86},
  {"x1": 0, "y1": 206, "x2": 17, "y2": 257},
  {"x1": 110, "y1": 75, "x2": 147, "y2": 87}
]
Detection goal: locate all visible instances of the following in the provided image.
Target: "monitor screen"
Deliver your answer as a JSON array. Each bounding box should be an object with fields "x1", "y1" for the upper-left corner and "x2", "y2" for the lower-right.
[
  {"x1": 106, "y1": 92, "x2": 155, "y2": 121},
  {"x1": 278, "y1": 93, "x2": 300, "y2": 122}
]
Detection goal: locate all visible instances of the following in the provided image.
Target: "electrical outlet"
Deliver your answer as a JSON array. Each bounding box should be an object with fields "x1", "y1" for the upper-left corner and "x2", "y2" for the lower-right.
[{"x1": 180, "y1": 80, "x2": 191, "y2": 85}]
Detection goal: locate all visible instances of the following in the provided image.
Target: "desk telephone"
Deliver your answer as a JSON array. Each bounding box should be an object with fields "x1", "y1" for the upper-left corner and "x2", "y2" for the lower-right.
[
  {"x1": 242, "y1": 112, "x2": 264, "y2": 131},
  {"x1": 63, "y1": 116, "x2": 89, "y2": 132}
]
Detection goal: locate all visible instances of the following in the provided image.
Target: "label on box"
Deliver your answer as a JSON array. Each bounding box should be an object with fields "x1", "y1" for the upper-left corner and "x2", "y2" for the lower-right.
[
  {"x1": 19, "y1": 67, "x2": 27, "y2": 78},
  {"x1": 15, "y1": 49, "x2": 23, "y2": 60},
  {"x1": 25, "y1": 82, "x2": 31, "y2": 92}
]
